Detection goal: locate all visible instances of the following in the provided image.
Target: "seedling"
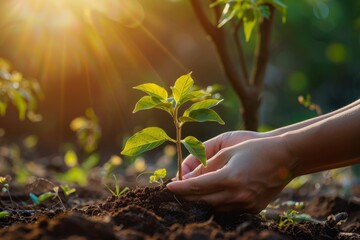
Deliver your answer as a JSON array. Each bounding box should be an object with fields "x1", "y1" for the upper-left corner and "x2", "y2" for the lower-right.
[
  {"x1": 0, "y1": 211, "x2": 10, "y2": 218},
  {"x1": 29, "y1": 192, "x2": 56, "y2": 205},
  {"x1": 121, "y1": 73, "x2": 224, "y2": 180},
  {"x1": 60, "y1": 184, "x2": 76, "y2": 197},
  {"x1": 70, "y1": 108, "x2": 101, "y2": 153},
  {"x1": 279, "y1": 209, "x2": 321, "y2": 228},
  {"x1": 57, "y1": 149, "x2": 100, "y2": 186},
  {"x1": 136, "y1": 168, "x2": 166, "y2": 185},
  {"x1": 103, "y1": 174, "x2": 129, "y2": 197},
  {"x1": 57, "y1": 109, "x2": 101, "y2": 185},
  {"x1": 0, "y1": 176, "x2": 13, "y2": 205},
  {"x1": 149, "y1": 168, "x2": 167, "y2": 185},
  {"x1": 29, "y1": 186, "x2": 68, "y2": 210}
]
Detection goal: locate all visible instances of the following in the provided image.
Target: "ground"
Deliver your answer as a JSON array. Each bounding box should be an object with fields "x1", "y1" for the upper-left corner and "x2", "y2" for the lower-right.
[{"x1": 0, "y1": 179, "x2": 359, "y2": 240}]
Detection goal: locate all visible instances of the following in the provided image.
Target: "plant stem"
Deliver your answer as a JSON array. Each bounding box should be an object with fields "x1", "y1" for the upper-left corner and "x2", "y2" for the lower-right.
[
  {"x1": 176, "y1": 125, "x2": 183, "y2": 180},
  {"x1": 173, "y1": 107, "x2": 183, "y2": 180}
]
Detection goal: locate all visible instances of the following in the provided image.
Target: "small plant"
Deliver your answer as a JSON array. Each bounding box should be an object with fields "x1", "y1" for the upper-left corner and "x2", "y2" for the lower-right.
[
  {"x1": 29, "y1": 192, "x2": 56, "y2": 205},
  {"x1": 57, "y1": 149, "x2": 100, "y2": 186},
  {"x1": 29, "y1": 186, "x2": 69, "y2": 209},
  {"x1": 149, "y1": 168, "x2": 167, "y2": 185},
  {"x1": 0, "y1": 211, "x2": 10, "y2": 218},
  {"x1": 121, "y1": 73, "x2": 224, "y2": 180},
  {"x1": 103, "y1": 174, "x2": 129, "y2": 197},
  {"x1": 60, "y1": 184, "x2": 76, "y2": 197},
  {"x1": 0, "y1": 175, "x2": 13, "y2": 205},
  {"x1": 70, "y1": 108, "x2": 101, "y2": 153},
  {"x1": 57, "y1": 109, "x2": 101, "y2": 185},
  {"x1": 279, "y1": 209, "x2": 320, "y2": 228}
]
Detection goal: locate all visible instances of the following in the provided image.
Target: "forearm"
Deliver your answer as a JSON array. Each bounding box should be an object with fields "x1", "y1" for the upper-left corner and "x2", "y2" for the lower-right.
[
  {"x1": 282, "y1": 103, "x2": 360, "y2": 176},
  {"x1": 264, "y1": 99, "x2": 360, "y2": 137}
]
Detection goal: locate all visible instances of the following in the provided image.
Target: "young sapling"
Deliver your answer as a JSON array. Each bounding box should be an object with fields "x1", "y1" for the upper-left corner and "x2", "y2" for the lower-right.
[
  {"x1": 60, "y1": 184, "x2": 76, "y2": 197},
  {"x1": 0, "y1": 176, "x2": 13, "y2": 205},
  {"x1": 0, "y1": 211, "x2": 10, "y2": 218},
  {"x1": 29, "y1": 192, "x2": 56, "y2": 205},
  {"x1": 149, "y1": 168, "x2": 167, "y2": 185},
  {"x1": 29, "y1": 186, "x2": 68, "y2": 209},
  {"x1": 121, "y1": 73, "x2": 224, "y2": 180},
  {"x1": 103, "y1": 174, "x2": 129, "y2": 197}
]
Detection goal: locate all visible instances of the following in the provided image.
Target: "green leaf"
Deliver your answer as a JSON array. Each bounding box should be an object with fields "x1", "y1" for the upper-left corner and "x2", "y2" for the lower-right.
[
  {"x1": 38, "y1": 192, "x2": 56, "y2": 203},
  {"x1": 180, "y1": 109, "x2": 225, "y2": 125},
  {"x1": 59, "y1": 167, "x2": 87, "y2": 186},
  {"x1": 243, "y1": 9, "x2": 257, "y2": 42},
  {"x1": 0, "y1": 101, "x2": 7, "y2": 116},
  {"x1": 133, "y1": 96, "x2": 171, "y2": 113},
  {"x1": 121, "y1": 127, "x2": 175, "y2": 156},
  {"x1": 258, "y1": 0, "x2": 287, "y2": 23},
  {"x1": 81, "y1": 153, "x2": 99, "y2": 171},
  {"x1": 0, "y1": 211, "x2": 10, "y2": 218},
  {"x1": 149, "y1": 168, "x2": 167, "y2": 184},
  {"x1": 133, "y1": 83, "x2": 168, "y2": 100},
  {"x1": 185, "y1": 99, "x2": 223, "y2": 115},
  {"x1": 178, "y1": 90, "x2": 211, "y2": 105},
  {"x1": 259, "y1": 5, "x2": 270, "y2": 18},
  {"x1": 171, "y1": 73, "x2": 194, "y2": 105},
  {"x1": 154, "y1": 168, "x2": 166, "y2": 179},
  {"x1": 60, "y1": 185, "x2": 76, "y2": 196},
  {"x1": 12, "y1": 91, "x2": 27, "y2": 120},
  {"x1": 64, "y1": 150, "x2": 78, "y2": 167},
  {"x1": 182, "y1": 136, "x2": 206, "y2": 166}
]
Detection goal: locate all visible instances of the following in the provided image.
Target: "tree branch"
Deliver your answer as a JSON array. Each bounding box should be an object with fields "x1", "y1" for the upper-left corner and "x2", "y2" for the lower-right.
[
  {"x1": 231, "y1": 20, "x2": 249, "y2": 81},
  {"x1": 191, "y1": 0, "x2": 249, "y2": 101},
  {"x1": 251, "y1": 5, "x2": 275, "y2": 88},
  {"x1": 190, "y1": 0, "x2": 218, "y2": 39}
]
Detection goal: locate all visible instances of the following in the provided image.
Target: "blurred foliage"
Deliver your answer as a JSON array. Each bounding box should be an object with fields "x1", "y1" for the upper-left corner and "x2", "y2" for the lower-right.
[
  {"x1": 263, "y1": 0, "x2": 359, "y2": 127},
  {"x1": 0, "y1": 58, "x2": 42, "y2": 121},
  {"x1": 58, "y1": 149, "x2": 100, "y2": 186},
  {"x1": 212, "y1": 0, "x2": 286, "y2": 41},
  {"x1": 70, "y1": 108, "x2": 101, "y2": 153}
]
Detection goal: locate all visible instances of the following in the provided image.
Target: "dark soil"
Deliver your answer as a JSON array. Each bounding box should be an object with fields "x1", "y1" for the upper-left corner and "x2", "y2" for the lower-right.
[{"x1": 0, "y1": 183, "x2": 360, "y2": 240}]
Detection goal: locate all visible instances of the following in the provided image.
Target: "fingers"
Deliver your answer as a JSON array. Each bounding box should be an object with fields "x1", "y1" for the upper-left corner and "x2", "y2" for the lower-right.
[
  {"x1": 167, "y1": 167, "x2": 228, "y2": 196},
  {"x1": 183, "y1": 150, "x2": 229, "y2": 179},
  {"x1": 168, "y1": 181, "x2": 261, "y2": 213}
]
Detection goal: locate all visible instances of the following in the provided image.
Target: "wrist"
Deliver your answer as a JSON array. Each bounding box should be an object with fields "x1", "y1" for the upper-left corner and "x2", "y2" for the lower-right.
[{"x1": 277, "y1": 134, "x2": 301, "y2": 179}]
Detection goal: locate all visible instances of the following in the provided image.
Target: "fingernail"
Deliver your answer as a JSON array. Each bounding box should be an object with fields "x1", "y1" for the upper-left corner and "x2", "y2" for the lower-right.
[{"x1": 166, "y1": 182, "x2": 175, "y2": 190}]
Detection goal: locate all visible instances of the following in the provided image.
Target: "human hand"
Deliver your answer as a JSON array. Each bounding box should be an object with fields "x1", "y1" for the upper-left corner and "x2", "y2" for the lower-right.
[
  {"x1": 181, "y1": 131, "x2": 264, "y2": 176},
  {"x1": 167, "y1": 136, "x2": 296, "y2": 213}
]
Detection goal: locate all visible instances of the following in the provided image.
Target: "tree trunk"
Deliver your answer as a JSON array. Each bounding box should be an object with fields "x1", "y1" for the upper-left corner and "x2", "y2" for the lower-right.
[{"x1": 241, "y1": 88, "x2": 260, "y2": 131}]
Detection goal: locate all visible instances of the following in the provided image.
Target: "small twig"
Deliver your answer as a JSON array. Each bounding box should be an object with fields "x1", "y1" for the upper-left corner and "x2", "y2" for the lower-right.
[{"x1": 172, "y1": 194, "x2": 182, "y2": 206}]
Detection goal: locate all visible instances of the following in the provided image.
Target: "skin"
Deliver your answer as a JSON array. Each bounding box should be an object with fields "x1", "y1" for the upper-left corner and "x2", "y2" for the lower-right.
[{"x1": 167, "y1": 99, "x2": 360, "y2": 213}]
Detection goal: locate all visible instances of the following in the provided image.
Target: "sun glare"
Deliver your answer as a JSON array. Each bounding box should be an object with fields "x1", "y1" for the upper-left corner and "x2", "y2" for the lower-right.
[
  {"x1": 0, "y1": 0, "x2": 149, "y2": 95},
  {"x1": 0, "y1": 0, "x2": 189, "y2": 142}
]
